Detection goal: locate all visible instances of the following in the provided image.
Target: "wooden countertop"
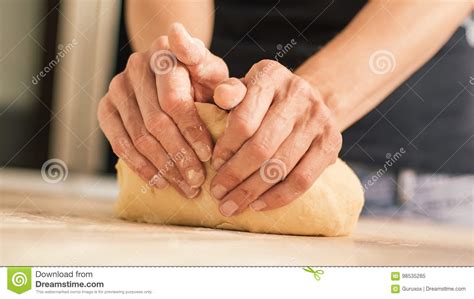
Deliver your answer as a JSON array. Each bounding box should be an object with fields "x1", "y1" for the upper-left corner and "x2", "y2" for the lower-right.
[{"x1": 0, "y1": 169, "x2": 472, "y2": 266}]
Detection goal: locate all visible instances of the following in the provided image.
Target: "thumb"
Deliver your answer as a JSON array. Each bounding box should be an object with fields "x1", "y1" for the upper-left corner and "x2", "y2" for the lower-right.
[
  {"x1": 214, "y1": 78, "x2": 247, "y2": 109},
  {"x1": 168, "y1": 22, "x2": 228, "y2": 86}
]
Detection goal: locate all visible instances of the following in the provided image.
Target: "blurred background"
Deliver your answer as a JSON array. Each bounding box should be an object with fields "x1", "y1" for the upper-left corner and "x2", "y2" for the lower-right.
[
  {"x1": 1, "y1": 0, "x2": 128, "y2": 175},
  {"x1": 0, "y1": 0, "x2": 136, "y2": 209}
]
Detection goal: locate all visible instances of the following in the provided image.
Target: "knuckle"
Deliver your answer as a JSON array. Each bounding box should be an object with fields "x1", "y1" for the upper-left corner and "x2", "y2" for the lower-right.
[
  {"x1": 246, "y1": 140, "x2": 273, "y2": 161},
  {"x1": 213, "y1": 57, "x2": 229, "y2": 77},
  {"x1": 214, "y1": 145, "x2": 235, "y2": 162},
  {"x1": 108, "y1": 73, "x2": 126, "y2": 94},
  {"x1": 134, "y1": 160, "x2": 153, "y2": 179},
  {"x1": 255, "y1": 81, "x2": 273, "y2": 94},
  {"x1": 292, "y1": 171, "x2": 314, "y2": 192},
  {"x1": 234, "y1": 188, "x2": 255, "y2": 206},
  {"x1": 324, "y1": 130, "x2": 342, "y2": 162},
  {"x1": 309, "y1": 101, "x2": 331, "y2": 125},
  {"x1": 268, "y1": 106, "x2": 292, "y2": 124},
  {"x1": 111, "y1": 137, "x2": 132, "y2": 158},
  {"x1": 327, "y1": 128, "x2": 342, "y2": 150},
  {"x1": 161, "y1": 97, "x2": 192, "y2": 119},
  {"x1": 97, "y1": 97, "x2": 110, "y2": 123},
  {"x1": 219, "y1": 171, "x2": 241, "y2": 188},
  {"x1": 160, "y1": 98, "x2": 180, "y2": 115},
  {"x1": 97, "y1": 102, "x2": 104, "y2": 123},
  {"x1": 191, "y1": 63, "x2": 208, "y2": 80},
  {"x1": 121, "y1": 111, "x2": 139, "y2": 128},
  {"x1": 161, "y1": 90, "x2": 183, "y2": 104},
  {"x1": 229, "y1": 112, "x2": 257, "y2": 138},
  {"x1": 246, "y1": 60, "x2": 279, "y2": 82},
  {"x1": 127, "y1": 52, "x2": 147, "y2": 72},
  {"x1": 289, "y1": 76, "x2": 312, "y2": 97},
  {"x1": 256, "y1": 59, "x2": 278, "y2": 69},
  {"x1": 132, "y1": 133, "x2": 154, "y2": 152},
  {"x1": 320, "y1": 104, "x2": 331, "y2": 122},
  {"x1": 144, "y1": 113, "x2": 170, "y2": 137},
  {"x1": 246, "y1": 60, "x2": 293, "y2": 87},
  {"x1": 330, "y1": 131, "x2": 343, "y2": 151},
  {"x1": 150, "y1": 36, "x2": 169, "y2": 50}
]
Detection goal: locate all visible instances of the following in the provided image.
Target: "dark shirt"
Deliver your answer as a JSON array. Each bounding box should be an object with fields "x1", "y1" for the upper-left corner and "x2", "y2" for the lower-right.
[{"x1": 211, "y1": 0, "x2": 474, "y2": 173}]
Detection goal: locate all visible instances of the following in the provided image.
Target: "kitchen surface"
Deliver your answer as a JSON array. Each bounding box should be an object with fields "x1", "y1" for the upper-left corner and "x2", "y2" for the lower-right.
[{"x1": 1, "y1": 167, "x2": 472, "y2": 266}]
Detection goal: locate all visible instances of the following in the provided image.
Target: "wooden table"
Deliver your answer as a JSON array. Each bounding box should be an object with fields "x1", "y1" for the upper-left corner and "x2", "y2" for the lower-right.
[{"x1": 1, "y1": 168, "x2": 472, "y2": 266}]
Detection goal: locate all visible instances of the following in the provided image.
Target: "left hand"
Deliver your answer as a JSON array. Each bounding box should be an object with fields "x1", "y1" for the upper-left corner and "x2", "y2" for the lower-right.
[{"x1": 210, "y1": 60, "x2": 342, "y2": 216}]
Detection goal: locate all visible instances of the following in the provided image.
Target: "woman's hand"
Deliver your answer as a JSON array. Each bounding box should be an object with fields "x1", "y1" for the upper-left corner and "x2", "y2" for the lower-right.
[
  {"x1": 98, "y1": 23, "x2": 228, "y2": 198},
  {"x1": 211, "y1": 60, "x2": 342, "y2": 216}
]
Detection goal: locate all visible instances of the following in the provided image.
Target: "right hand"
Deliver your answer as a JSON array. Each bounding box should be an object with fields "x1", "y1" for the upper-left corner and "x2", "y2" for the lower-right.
[{"x1": 98, "y1": 23, "x2": 228, "y2": 198}]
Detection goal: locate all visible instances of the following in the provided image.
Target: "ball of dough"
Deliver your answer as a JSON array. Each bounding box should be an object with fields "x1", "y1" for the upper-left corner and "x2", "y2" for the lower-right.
[{"x1": 116, "y1": 103, "x2": 364, "y2": 236}]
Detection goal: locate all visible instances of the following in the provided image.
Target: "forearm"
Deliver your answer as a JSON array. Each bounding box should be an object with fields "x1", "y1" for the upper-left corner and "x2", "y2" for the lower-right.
[
  {"x1": 126, "y1": 0, "x2": 214, "y2": 52},
  {"x1": 295, "y1": 0, "x2": 473, "y2": 131}
]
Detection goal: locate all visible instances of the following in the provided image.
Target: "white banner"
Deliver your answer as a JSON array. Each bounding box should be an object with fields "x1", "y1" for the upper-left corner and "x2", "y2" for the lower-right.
[{"x1": 0, "y1": 267, "x2": 472, "y2": 298}]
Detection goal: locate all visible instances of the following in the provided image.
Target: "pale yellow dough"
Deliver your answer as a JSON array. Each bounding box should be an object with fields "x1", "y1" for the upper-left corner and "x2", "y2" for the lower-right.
[{"x1": 116, "y1": 103, "x2": 364, "y2": 236}]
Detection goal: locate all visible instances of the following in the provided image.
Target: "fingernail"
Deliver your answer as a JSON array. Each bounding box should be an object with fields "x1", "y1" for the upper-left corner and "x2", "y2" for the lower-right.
[
  {"x1": 212, "y1": 158, "x2": 225, "y2": 170},
  {"x1": 186, "y1": 167, "x2": 205, "y2": 188},
  {"x1": 178, "y1": 180, "x2": 200, "y2": 198},
  {"x1": 250, "y1": 200, "x2": 267, "y2": 211},
  {"x1": 220, "y1": 200, "x2": 239, "y2": 217},
  {"x1": 211, "y1": 184, "x2": 227, "y2": 199},
  {"x1": 194, "y1": 142, "x2": 211, "y2": 162},
  {"x1": 150, "y1": 174, "x2": 168, "y2": 189}
]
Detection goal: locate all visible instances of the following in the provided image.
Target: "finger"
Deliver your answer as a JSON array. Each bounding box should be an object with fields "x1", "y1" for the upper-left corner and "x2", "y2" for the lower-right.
[
  {"x1": 114, "y1": 95, "x2": 199, "y2": 199},
  {"x1": 167, "y1": 22, "x2": 206, "y2": 66},
  {"x1": 210, "y1": 101, "x2": 296, "y2": 200},
  {"x1": 97, "y1": 95, "x2": 165, "y2": 187},
  {"x1": 218, "y1": 124, "x2": 316, "y2": 216},
  {"x1": 250, "y1": 126, "x2": 342, "y2": 211},
  {"x1": 127, "y1": 51, "x2": 205, "y2": 188},
  {"x1": 211, "y1": 60, "x2": 291, "y2": 170},
  {"x1": 151, "y1": 36, "x2": 214, "y2": 162},
  {"x1": 168, "y1": 22, "x2": 228, "y2": 90},
  {"x1": 211, "y1": 79, "x2": 275, "y2": 170},
  {"x1": 213, "y1": 78, "x2": 247, "y2": 109},
  {"x1": 108, "y1": 74, "x2": 199, "y2": 198}
]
